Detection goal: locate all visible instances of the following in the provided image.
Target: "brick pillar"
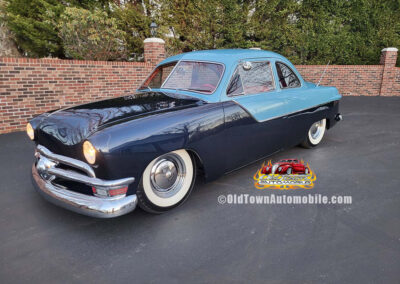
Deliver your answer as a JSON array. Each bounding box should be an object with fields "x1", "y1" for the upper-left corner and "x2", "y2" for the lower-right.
[
  {"x1": 143, "y1": 38, "x2": 166, "y2": 66},
  {"x1": 379, "y1": 47, "x2": 398, "y2": 96}
]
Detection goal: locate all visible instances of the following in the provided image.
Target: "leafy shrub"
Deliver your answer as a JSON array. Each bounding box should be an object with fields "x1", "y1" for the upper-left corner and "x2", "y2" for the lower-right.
[
  {"x1": 113, "y1": 2, "x2": 153, "y2": 59},
  {"x1": 4, "y1": 0, "x2": 64, "y2": 57},
  {"x1": 58, "y1": 7, "x2": 127, "y2": 61}
]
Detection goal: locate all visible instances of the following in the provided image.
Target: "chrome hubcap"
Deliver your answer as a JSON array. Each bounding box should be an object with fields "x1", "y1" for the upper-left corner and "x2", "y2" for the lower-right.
[
  {"x1": 310, "y1": 120, "x2": 324, "y2": 140},
  {"x1": 150, "y1": 154, "x2": 186, "y2": 198}
]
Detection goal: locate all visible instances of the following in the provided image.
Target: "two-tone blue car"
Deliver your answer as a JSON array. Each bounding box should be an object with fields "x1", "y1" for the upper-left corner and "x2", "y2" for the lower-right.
[{"x1": 28, "y1": 49, "x2": 342, "y2": 217}]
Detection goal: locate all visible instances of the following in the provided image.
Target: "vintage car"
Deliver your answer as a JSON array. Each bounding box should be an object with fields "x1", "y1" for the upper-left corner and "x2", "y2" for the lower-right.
[
  {"x1": 262, "y1": 159, "x2": 310, "y2": 175},
  {"x1": 28, "y1": 49, "x2": 342, "y2": 218}
]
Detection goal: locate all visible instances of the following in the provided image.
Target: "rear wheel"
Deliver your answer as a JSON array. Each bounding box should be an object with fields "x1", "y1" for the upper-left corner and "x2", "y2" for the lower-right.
[
  {"x1": 301, "y1": 119, "x2": 326, "y2": 148},
  {"x1": 137, "y1": 150, "x2": 196, "y2": 214},
  {"x1": 286, "y1": 167, "x2": 293, "y2": 175}
]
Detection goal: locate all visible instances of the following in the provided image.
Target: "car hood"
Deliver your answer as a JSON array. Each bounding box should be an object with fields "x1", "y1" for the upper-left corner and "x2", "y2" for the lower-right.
[{"x1": 34, "y1": 91, "x2": 204, "y2": 146}]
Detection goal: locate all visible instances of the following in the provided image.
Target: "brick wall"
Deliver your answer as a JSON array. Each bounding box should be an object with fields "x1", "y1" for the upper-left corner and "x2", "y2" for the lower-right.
[
  {"x1": 296, "y1": 48, "x2": 399, "y2": 97},
  {"x1": 393, "y1": 68, "x2": 400, "y2": 94},
  {"x1": 379, "y1": 48, "x2": 399, "y2": 97},
  {"x1": 0, "y1": 58, "x2": 154, "y2": 134},
  {"x1": 295, "y1": 65, "x2": 384, "y2": 96},
  {"x1": 143, "y1": 38, "x2": 166, "y2": 66},
  {"x1": 0, "y1": 43, "x2": 399, "y2": 134}
]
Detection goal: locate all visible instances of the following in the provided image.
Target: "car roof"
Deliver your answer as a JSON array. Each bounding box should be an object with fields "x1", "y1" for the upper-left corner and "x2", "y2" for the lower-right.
[{"x1": 159, "y1": 49, "x2": 289, "y2": 66}]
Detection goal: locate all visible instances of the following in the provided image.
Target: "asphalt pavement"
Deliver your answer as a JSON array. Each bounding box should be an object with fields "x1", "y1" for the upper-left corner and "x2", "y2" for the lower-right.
[{"x1": 0, "y1": 96, "x2": 399, "y2": 283}]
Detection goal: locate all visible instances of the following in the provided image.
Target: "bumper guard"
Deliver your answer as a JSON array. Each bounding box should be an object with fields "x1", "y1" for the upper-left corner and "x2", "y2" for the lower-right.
[{"x1": 31, "y1": 145, "x2": 137, "y2": 218}]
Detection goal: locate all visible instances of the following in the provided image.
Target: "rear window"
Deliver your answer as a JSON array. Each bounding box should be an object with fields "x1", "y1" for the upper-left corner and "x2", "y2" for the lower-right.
[{"x1": 275, "y1": 62, "x2": 301, "y2": 88}]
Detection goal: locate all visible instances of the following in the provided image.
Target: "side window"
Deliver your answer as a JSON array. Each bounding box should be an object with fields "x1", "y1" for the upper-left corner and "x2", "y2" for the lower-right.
[
  {"x1": 275, "y1": 62, "x2": 301, "y2": 89},
  {"x1": 227, "y1": 61, "x2": 274, "y2": 96},
  {"x1": 141, "y1": 62, "x2": 176, "y2": 89},
  {"x1": 226, "y1": 69, "x2": 243, "y2": 96}
]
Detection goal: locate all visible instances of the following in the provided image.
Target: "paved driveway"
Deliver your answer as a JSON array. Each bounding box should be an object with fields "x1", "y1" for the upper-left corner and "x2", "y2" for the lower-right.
[{"x1": 0, "y1": 97, "x2": 399, "y2": 283}]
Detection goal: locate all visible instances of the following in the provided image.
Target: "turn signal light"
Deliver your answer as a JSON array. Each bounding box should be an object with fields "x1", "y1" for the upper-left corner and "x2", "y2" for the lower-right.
[
  {"x1": 92, "y1": 186, "x2": 128, "y2": 197},
  {"x1": 109, "y1": 187, "x2": 128, "y2": 196}
]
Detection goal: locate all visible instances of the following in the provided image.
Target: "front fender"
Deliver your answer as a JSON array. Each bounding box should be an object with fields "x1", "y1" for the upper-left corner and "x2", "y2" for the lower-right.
[{"x1": 88, "y1": 103, "x2": 225, "y2": 195}]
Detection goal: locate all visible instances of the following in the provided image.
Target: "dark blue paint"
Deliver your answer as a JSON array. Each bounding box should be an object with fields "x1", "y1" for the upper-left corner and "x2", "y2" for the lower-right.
[
  {"x1": 29, "y1": 49, "x2": 342, "y2": 196},
  {"x1": 31, "y1": 89, "x2": 340, "y2": 195}
]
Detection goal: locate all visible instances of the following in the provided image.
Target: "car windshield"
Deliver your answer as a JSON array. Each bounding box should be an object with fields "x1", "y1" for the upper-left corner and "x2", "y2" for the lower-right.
[{"x1": 139, "y1": 61, "x2": 224, "y2": 94}]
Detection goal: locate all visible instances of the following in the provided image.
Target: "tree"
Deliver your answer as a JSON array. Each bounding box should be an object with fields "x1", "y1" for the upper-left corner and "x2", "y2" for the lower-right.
[
  {"x1": 250, "y1": 0, "x2": 301, "y2": 61},
  {"x1": 3, "y1": 0, "x2": 116, "y2": 58},
  {"x1": 4, "y1": 0, "x2": 64, "y2": 57},
  {"x1": 58, "y1": 7, "x2": 127, "y2": 60},
  {"x1": 160, "y1": 0, "x2": 251, "y2": 54},
  {"x1": 250, "y1": 0, "x2": 400, "y2": 65},
  {"x1": 2, "y1": 0, "x2": 399, "y2": 64},
  {"x1": 0, "y1": 0, "x2": 20, "y2": 57},
  {"x1": 112, "y1": 1, "x2": 155, "y2": 58}
]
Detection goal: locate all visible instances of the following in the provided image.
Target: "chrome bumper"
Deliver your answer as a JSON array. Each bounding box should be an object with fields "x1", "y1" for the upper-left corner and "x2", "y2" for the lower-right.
[{"x1": 31, "y1": 145, "x2": 137, "y2": 218}]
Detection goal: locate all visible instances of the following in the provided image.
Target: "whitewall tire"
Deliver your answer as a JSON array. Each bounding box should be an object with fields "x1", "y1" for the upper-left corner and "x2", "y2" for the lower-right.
[
  {"x1": 137, "y1": 149, "x2": 196, "y2": 213},
  {"x1": 301, "y1": 118, "x2": 327, "y2": 148}
]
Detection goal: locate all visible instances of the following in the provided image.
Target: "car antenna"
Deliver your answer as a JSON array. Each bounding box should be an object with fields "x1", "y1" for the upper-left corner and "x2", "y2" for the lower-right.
[{"x1": 316, "y1": 60, "x2": 330, "y2": 87}]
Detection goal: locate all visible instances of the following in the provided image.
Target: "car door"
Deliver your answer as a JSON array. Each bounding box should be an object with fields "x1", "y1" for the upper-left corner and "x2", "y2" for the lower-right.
[
  {"x1": 222, "y1": 59, "x2": 293, "y2": 171},
  {"x1": 273, "y1": 61, "x2": 310, "y2": 147}
]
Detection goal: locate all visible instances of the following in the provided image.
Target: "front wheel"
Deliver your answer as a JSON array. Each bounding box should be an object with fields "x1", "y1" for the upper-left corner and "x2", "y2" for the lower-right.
[
  {"x1": 301, "y1": 119, "x2": 327, "y2": 149},
  {"x1": 137, "y1": 149, "x2": 196, "y2": 214}
]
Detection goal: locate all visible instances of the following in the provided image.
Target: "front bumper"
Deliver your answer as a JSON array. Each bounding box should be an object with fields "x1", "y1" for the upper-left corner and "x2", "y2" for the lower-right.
[{"x1": 31, "y1": 145, "x2": 137, "y2": 218}]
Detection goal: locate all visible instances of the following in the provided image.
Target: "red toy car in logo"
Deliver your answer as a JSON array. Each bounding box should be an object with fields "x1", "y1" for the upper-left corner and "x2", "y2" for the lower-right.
[{"x1": 262, "y1": 159, "x2": 310, "y2": 175}]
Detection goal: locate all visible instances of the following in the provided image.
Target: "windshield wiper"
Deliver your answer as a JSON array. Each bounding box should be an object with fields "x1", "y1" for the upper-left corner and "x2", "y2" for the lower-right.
[
  {"x1": 140, "y1": 85, "x2": 152, "y2": 91},
  {"x1": 181, "y1": 88, "x2": 212, "y2": 93}
]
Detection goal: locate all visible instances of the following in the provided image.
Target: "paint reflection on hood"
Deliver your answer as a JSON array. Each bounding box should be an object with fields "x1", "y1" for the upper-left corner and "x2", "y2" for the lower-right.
[{"x1": 36, "y1": 91, "x2": 203, "y2": 145}]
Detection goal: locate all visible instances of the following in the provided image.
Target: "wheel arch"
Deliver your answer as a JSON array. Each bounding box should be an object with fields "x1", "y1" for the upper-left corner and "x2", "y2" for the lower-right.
[
  {"x1": 326, "y1": 117, "x2": 331, "y2": 129},
  {"x1": 185, "y1": 148, "x2": 206, "y2": 177}
]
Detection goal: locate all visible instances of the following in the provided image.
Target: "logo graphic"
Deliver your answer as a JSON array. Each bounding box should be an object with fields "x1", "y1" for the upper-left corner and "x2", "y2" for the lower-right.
[{"x1": 254, "y1": 159, "x2": 317, "y2": 190}]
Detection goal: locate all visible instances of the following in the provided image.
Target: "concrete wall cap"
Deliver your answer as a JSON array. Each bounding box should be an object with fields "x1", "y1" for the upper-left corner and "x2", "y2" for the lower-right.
[
  {"x1": 381, "y1": 47, "x2": 398, "y2": 52},
  {"x1": 144, "y1": 38, "x2": 165, "y2": 44}
]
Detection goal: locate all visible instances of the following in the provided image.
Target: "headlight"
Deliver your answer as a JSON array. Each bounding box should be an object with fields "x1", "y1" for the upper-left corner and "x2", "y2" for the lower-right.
[
  {"x1": 83, "y1": 141, "x2": 96, "y2": 164},
  {"x1": 26, "y1": 123, "x2": 34, "y2": 140}
]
